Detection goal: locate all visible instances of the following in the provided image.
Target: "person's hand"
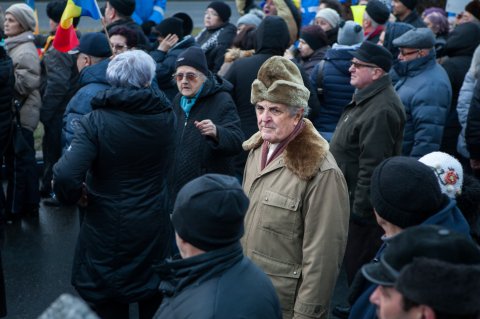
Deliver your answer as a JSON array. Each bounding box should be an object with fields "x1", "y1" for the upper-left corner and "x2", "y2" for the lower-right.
[
  {"x1": 77, "y1": 182, "x2": 88, "y2": 207},
  {"x1": 158, "y1": 34, "x2": 179, "y2": 52},
  {"x1": 195, "y1": 119, "x2": 218, "y2": 141}
]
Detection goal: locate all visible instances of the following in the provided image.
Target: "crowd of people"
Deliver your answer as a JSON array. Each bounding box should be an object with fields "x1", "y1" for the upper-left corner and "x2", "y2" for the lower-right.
[{"x1": 1, "y1": 0, "x2": 480, "y2": 318}]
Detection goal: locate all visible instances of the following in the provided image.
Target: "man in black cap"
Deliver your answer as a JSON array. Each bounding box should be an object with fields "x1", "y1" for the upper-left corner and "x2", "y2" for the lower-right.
[
  {"x1": 63, "y1": 32, "x2": 111, "y2": 150},
  {"x1": 363, "y1": 224, "x2": 480, "y2": 319},
  {"x1": 330, "y1": 41, "x2": 406, "y2": 285},
  {"x1": 153, "y1": 174, "x2": 282, "y2": 319},
  {"x1": 363, "y1": 0, "x2": 390, "y2": 43},
  {"x1": 104, "y1": 0, "x2": 150, "y2": 50},
  {"x1": 392, "y1": 28, "x2": 452, "y2": 158},
  {"x1": 391, "y1": 0, "x2": 425, "y2": 28},
  {"x1": 39, "y1": 0, "x2": 81, "y2": 204}
]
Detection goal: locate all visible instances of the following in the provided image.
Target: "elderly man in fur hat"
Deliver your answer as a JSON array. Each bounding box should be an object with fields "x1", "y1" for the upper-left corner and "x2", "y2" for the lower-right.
[{"x1": 241, "y1": 56, "x2": 349, "y2": 319}]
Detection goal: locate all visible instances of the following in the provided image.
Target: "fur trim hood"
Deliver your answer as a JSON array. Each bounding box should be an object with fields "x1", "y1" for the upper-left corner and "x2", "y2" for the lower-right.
[
  {"x1": 224, "y1": 48, "x2": 255, "y2": 63},
  {"x1": 243, "y1": 119, "x2": 329, "y2": 180}
]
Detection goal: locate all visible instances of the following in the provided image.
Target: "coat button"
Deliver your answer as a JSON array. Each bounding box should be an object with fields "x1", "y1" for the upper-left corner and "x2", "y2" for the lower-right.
[
  {"x1": 265, "y1": 197, "x2": 268, "y2": 201},
  {"x1": 291, "y1": 204, "x2": 295, "y2": 208},
  {"x1": 293, "y1": 271, "x2": 297, "y2": 275}
]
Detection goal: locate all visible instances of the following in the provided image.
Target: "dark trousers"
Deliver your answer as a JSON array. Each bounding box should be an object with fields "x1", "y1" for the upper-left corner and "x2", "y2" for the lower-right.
[
  {"x1": 89, "y1": 293, "x2": 163, "y2": 319},
  {"x1": 344, "y1": 219, "x2": 384, "y2": 285},
  {"x1": 40, "y1": 114, "x2": 63, "y2": 194},
  {"x1": 4, "y1": 127, "x2": 39, "y2": 215}
]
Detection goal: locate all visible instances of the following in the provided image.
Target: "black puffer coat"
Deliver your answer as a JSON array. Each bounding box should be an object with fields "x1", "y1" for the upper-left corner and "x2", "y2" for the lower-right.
[
  {"x1": 53, "y1": 86, "x2": 175, "y2": 303},
  {"x1": 169, "y1": 73, "x2": 243, "y2": 206}
]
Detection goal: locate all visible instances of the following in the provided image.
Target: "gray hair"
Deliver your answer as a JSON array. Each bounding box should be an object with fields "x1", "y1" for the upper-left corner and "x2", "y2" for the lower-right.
[{"x1": 106, "y1": 50, "x2": 156, "y2": 88}]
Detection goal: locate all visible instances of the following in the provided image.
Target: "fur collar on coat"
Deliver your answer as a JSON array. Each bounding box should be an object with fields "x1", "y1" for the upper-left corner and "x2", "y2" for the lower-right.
[{"x1": 242, "y1": 118, "x2": 329, "y2": 180}]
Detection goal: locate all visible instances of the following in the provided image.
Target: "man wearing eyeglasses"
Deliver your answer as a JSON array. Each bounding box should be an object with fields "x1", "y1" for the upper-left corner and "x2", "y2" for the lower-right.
[
  {"x1": 392, "y1": 28, "x2": 452, "y2": 158},
  {"x1": 330, "y1": 41, "x2": 406, "y2": 285}
]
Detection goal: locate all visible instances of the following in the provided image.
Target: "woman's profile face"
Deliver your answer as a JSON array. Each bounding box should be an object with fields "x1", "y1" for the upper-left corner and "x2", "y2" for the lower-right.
[
  {"x1": 4, "y1": 13, "x2": 24, "y2": 37},
  {"x1": 204, "y1": 8, "x2": 222, "y2": 29}
]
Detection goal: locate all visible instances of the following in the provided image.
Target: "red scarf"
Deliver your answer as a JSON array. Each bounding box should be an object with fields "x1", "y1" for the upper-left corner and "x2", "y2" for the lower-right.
[{"x1": 260, "y1": 119, "x2": 305, "y2": 170}]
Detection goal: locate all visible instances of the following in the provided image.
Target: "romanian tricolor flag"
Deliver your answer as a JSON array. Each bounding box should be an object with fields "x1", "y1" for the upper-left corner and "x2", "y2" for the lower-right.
[{"x1": 53, "y1": 0, "x2": 102, "y2": 52}]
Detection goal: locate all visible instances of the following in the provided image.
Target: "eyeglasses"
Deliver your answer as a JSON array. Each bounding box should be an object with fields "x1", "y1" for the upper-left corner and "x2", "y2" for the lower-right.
[
  {"x1": 173, "y1": 72, "x2": 200, "y2": 81},
  {"x1": 350, "y1": 60, "x2": 378, "y2": 69},
  {"x1": 399, "y1": 49, "x2": 420, "y2": 57},
  {"x1": 112, "y1": 44, "x2": 128, "y2": 51}
]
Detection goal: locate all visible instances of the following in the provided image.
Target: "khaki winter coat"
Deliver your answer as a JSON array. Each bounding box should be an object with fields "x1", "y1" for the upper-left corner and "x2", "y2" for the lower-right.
[
  {"x1": 6, "y1": 31, "x2": 41, "y2": 132},
  {"x1": 242, "y1": 119, "x2": 350, "y2": 319}
]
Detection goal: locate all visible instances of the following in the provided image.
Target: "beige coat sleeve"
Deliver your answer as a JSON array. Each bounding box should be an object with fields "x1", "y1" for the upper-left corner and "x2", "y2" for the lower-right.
[{"x1": 294, "y1": 166, "x2": 350, "y2": 319}]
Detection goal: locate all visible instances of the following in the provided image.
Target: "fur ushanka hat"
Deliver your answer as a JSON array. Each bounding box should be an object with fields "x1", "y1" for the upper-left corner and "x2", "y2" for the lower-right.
[{"x1": 251, "y1": 56, "x2": 310, "y2": 108}]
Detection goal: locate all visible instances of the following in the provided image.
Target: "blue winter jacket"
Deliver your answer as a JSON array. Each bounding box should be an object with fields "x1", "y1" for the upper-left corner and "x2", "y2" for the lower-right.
[
  {"x1": 348, "y1": 198, "x2": 470, "y2": 319},
  {"x1": 62, "y1": 59, "x2": 110, "y2": 150},
  {"x1": 392, "y1": 50, "x2": 452, "y2": 158},
  {"x1": 310, "y1": 44, "x2": 358, "y2": 140},
  {"x1": 132, "y1": 0, "x2": 166, "y2": 24}
]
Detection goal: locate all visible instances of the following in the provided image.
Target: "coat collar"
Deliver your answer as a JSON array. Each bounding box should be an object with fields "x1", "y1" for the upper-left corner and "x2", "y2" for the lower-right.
[
  {"x1": 353, "y1": 74, "x2": 392, "y2": 105},
  {"x1": 243, "y1": 118, "x2": 329, "y2": 180}
]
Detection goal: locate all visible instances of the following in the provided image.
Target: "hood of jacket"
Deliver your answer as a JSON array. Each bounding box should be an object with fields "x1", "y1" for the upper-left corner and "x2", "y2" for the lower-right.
[
  {"x1": 255, "y1": 16, "x2": 290, "y2": 55},
  {"x1": 155, "y1": 243, "x2": 243, "y2": 296},
  {"x1": 393, "y1": 49, "x2": 436, "y2": 77},
  {"x1": 79, "y1": 58, "x2": 109, "y2": 88},
  {"x1": 5, "y1": 31, "x2": 35, "y2": 51},
  {"x1": 198, "y1": 72, "x2": 233, "y2": 99},
  {"x1": 444, "y1": 22, "x2": 480, "y2": 57},
  {"x1": 90, "y1": 86, "x2": 171, "y2": 114},
  {"x1": 243, "y1": 118, "x2": 329, "y2": 180},
  {"x1": 422, "y1": 197, "x2": 471, "y2": 236},
  {"x1": 172, "y1": 35, "x2": 196, "y2": 51},
  {"x1": 383, "y1": 22, "x2": 413, "y2": 58}
]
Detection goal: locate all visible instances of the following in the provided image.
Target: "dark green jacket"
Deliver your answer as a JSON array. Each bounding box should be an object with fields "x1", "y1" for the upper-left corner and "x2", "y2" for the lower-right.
[{"x1": 330, "y1": 75, "x2": 406, "y2": 220}]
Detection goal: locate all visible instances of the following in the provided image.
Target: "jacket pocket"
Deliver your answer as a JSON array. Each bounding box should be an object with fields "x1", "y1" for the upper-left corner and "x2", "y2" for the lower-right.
[
  {"x1": 259, "y1": 190, "x2": 300, "y2": 239},
  {"x1": 250, "y1": 251, "x2": 301, "y2": 312}
]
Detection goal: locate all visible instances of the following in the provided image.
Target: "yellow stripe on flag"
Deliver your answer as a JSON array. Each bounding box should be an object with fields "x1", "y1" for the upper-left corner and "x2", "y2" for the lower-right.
[{"x1": 60, "y1": 0, "x2": 82, "y2": 29}]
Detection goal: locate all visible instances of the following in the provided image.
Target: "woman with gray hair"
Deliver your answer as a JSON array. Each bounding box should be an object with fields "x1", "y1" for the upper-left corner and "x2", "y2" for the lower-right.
[
  {"x1": 3, "y1": 3, "x2": 41, "y2": 221},
  {"x1": 53, "y1": 50, "x2": 176, "y2": 319}
]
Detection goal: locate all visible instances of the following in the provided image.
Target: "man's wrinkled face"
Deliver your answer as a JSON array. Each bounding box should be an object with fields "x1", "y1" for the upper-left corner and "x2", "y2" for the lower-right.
[
  {"x1": 349, "y1": 58, "x2": 379, "y2": 89},
  {"x1": 255, "y1": 100, "x2": 302, "y2": 144}
]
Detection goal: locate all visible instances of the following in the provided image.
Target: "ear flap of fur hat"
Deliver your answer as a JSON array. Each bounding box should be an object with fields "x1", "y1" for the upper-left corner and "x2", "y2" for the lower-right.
[{"x1": 251, "y1": 56, "x2": 310, "y2": 108}]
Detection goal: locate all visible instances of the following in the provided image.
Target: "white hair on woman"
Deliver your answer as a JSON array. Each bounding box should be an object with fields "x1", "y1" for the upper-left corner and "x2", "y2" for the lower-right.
[{"x1": 106, "y1": 50, "x2": 156, "y2": 88}]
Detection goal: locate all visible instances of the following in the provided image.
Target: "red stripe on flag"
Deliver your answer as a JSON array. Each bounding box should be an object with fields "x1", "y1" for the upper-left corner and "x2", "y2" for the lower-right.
[{"x1": 53, "y1": 25, "x2": 79, "y2": 53}]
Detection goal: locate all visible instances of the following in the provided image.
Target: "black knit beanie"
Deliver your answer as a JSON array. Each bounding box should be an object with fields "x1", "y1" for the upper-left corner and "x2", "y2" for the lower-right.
[
  {"x1": 173, "y1": 12, "x2": 194, "y2": 36},
  {"x1": 370, "y1": 156, "x2": 445, "y2": 228},
  {"x1": 366, "y1": 0, "x2": 390, "y2": 25},
  {"x1": 399, "y1": 0, "x2": 417, "y2": 10},
  {"x1": 466, "y1": 0, "x2": 480, "y2": 20},
  {"x1": 207, "y1": 1, "x2": 231, "y2": 22},
  {"x1": 172, "y1": 174, "x2": 249, "y2": 252},
  {"x1": 300, "y1": 25, "x2": 328, "y2": 50},
  {"x1": 46, "y1": 0, "x2": 66, "y2": 23},
  {"x1": 176, "y1": 46, "x2": 209, "y2": 75},
  {"x1": 109, "y1": 0, "x2": 135, "y2": 17},
  {"x1": 155, "y1": 17, "x2": 184, "y2": 39}
]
